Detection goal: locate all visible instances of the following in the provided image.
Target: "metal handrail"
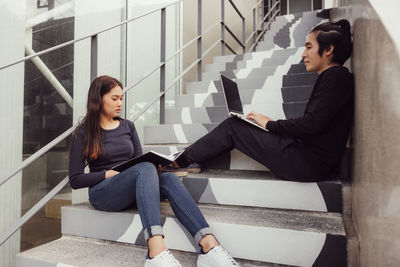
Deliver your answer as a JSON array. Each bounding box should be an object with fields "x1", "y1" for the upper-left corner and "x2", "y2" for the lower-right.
[
  {"x1": 132, "y1": 38, "x2": 221, "y2": 122},
  {"x1": 0, "y1": 177, "x2": 69, "y2": 246},
  {"x1": 123, "y1": 20, "x2": 222, "y2": 95},
  {"x1": 249, "y1": 8, "x2": 280, "y2": 51},
  {"x1": 256, "y1": 1, "x2": 280, "y2": 32},
  {"x1": 0, "y1": 0, "x2": 182, "y2": 72},
  {"x1": 228, "y1": 0, "x2": 244, "y2": 19},
  {"x1": 243, "y1": 0, "x2": 263, "y2": 18},
  {"x1": 0, "y1": 126, "x2": 76, "y2": 187},
  {"x1": 222, "y1": 40, "x2": 237, "y2": 54},
  {"x1": 221, "y1": 0, "x2": 281, "y2": 54},
  {"x1": 223, "y1": 23, "x2": 245, "y2": 48}
]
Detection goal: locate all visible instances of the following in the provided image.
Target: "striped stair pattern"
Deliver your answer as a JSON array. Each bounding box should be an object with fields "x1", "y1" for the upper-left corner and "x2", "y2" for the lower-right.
[
  {"x1": 256, "y1": 9, "x2": 329, "y2": 51},
  {"x1": 58, "y1": 202, "x2": 348, "y2": 267}
]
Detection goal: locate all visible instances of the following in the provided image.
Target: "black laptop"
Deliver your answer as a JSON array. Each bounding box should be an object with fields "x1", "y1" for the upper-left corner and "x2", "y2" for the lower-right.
[{"x1": 220, "y1": 74, "x2": 268, "y2": 132}]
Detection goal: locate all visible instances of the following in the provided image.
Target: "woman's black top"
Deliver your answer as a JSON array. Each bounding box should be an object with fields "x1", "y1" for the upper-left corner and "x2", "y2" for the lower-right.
[{"x1": 266, "y1": 66, "x2": 354, "y2": 176}]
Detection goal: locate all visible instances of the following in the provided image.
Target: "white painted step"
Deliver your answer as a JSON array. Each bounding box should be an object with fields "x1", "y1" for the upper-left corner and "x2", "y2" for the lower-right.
[
  {"x1": 61, "y1": 203, "x2": 347, "y2": 266},
  {"x1": 17, "y1": 235, "x2": 281, "y2": 267}
]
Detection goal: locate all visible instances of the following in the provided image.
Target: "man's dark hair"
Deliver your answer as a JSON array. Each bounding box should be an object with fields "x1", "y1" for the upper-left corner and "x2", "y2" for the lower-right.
[{"x1": 311, "y1": 20, "x2": 353, "y2": 65}]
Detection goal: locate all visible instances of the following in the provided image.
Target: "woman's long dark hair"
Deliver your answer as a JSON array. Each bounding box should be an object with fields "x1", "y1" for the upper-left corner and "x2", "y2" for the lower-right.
[
  {"x1": 311, "y1": 19, "x2": 353, "y2": 65},
  {"x1": 74, "y1": 75, "x2": 123, "y2": 162}
]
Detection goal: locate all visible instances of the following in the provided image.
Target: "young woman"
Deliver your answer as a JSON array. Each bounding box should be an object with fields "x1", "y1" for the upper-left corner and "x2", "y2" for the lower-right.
[
  {"x1": 68, "y1": 76, "x2": 239, "y2": 267},
  {"x1": 176, "y1": 20, "x2": 354, "y2": 183}
]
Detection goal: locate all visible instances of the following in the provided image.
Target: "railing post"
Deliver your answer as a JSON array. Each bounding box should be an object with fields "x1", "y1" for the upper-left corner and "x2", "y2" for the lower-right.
[
  {"x1": 197, "y1": 0, "x2": 202, "y2": 81},
  {"x1": 90, "y1": 35, "x2": 98, "y2": 82},
  {"x1": 160, "y1": 8, "x2": 166, "y2": 124},
  {"x1": 242, "y1": 17, "x2": 245, "y2": 54},
  {"x1": 268, "y1": 0, "x2": 271, "y2": 24},
  {"x1": 252, "y1": 8, "x2": 256, "y2": 51},
  {"x1": 221, "y1": 0, "x2": 225, "y2": 55},
  {"x1": 261, "y1": 1, "x2": 265, "y2": 41}
]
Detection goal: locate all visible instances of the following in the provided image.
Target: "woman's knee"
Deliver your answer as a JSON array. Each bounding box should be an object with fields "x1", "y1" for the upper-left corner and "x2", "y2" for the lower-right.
[{"x1": 159, "y1": 172, "x2": 182, "y2": 189}]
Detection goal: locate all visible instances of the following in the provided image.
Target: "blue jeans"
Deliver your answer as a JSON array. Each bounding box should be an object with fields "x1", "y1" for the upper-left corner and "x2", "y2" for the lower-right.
[{"x1": 89, "y1": 162, "x2": 213, "y2": 245}]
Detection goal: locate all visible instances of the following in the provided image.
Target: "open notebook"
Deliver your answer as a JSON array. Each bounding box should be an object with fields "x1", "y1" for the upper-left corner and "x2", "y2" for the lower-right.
[{"x1": 111, "y1": 150, "x2": 184, "y2": 172}]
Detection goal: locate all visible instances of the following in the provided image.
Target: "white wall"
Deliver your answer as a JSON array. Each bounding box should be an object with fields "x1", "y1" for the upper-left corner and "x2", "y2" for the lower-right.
[
  {"x1": 0, "y1": 1, "x2": 25, "y2": 266},
  {"x1": 125, "y1": 1, "x2": 181, "y2": 141}
]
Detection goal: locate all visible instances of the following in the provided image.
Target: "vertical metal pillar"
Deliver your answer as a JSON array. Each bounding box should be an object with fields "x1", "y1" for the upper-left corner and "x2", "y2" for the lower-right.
[
  {"x1": 268, "y1": 0, "x2": 271, "y2": 22},
  {"x1": 197, "y1": 0, "x2": 202, "y2": 81},
  {"x1": 121, "y1": 0, "x2": 129, "y2": 119},
  {"x1": 221, "y1": 0, "x2": 225, "y2": 55},
  {"x1": 90, "y1": 35, "x2": 98, "y2": 82},
  {"x1": 160, "y1": 8, "x2": 166, "y2": 124},
  {"x1": 311, "y1": 0, "x2": 314, "y2": 11},
  {"x1": 242, "y1": 17, "x2": 245, "y2": 54},
  {"x1": 287, "y1": 0, "x2": 289, "y2": 15},
  {"x1": 252, "y1": 8, "x2": 256, "y2": 50},
  {"x1": 261, "y1": 0, "x2": 265, "y2": 41}
]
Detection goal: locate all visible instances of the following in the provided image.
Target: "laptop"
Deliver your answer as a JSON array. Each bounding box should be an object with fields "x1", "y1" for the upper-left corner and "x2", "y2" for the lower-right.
[{"x1": 220, "y1": 74, "x2": 269, "y2": 132}]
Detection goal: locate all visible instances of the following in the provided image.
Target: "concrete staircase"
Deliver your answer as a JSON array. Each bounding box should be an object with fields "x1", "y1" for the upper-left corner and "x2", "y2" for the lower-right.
[{"x1": 16, "y1": 9, "x2": 358, "y2": 267}]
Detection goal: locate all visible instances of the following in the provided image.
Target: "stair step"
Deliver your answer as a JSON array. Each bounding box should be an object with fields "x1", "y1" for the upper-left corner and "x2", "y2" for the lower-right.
[
  {"x1": 165, "y1": 106, "x2": 229, "y2": 124},
  {"x1": 16, "y1": 235, "x2": 280, "y2": 267},
  {"x1": 287, "y1": 63, "x2": 307, "y2": 74},
  {"x1": 282, "y1": 73, "x2": 318, "y2": 87},
  {"x1": 175, "y1": 90, "x2": 253, "y2": 108},
  {"x1": 182, "y1": 169, "x2": 344, "y2": 213},
  {"x1": 165, "y1": 97, "x2": 288, "y2": 124},
  {"x1": 143, "y1": 123, "x2": 217, "y2": 144},
  {"x1": 204, "y1": 48, "x2": 298, "y2": 73},
  {"x1": 283, "y1": 101, "x2": 308, "y2": 119},
  {"x1": 282, "y1": 85, "x2": 313, "y2": 102},
  {"x1": 186, "y1": 76, "x2": 266, "y2": 94},
  {"x1": 61, "y1": 202, "x2": 347, "y2": 266},
  {"x1": 202, "y1": 66, "x2": 277, "y2": 82}
]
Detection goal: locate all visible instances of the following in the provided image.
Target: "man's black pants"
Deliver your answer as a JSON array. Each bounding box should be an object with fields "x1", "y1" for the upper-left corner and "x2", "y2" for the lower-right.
[{"x1": 177, "y1": 117, "x2": 321, "y2": 182}]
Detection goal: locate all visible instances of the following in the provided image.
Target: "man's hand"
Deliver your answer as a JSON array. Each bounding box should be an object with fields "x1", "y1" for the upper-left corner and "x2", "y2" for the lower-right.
[
  {"x1": 105, "y1": 170, "x2": 120, "y2": 179},
  {"x1": 246, "y1": 111, "x2": 274, "y2": 128}
]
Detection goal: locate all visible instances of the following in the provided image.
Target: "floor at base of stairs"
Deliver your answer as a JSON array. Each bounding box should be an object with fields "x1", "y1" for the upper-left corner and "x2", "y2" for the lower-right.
[
  {"x1": 20, "y1": 207, "x2": 61, "y2": 252},
  {"x1": 18, "y1": 235, "x2": 294, "y2": 267}
]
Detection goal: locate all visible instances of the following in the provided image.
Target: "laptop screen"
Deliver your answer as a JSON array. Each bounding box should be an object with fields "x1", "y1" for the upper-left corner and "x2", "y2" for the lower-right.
[{"x1": 220, "y1": 74, "x2": 243, "y2": 114}]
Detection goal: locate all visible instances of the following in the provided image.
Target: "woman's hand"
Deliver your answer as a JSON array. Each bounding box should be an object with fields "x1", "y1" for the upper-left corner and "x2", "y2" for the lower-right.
[
  {"x1": 246, "y1": 111, "x2": 274, "y2": 128},
  {"x1": 105, "y1": 170, "x2": 120, "y2": 179}
]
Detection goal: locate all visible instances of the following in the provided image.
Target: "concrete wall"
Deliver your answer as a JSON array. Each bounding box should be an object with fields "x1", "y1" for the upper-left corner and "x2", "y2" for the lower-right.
[
  {"x1": 182, "y1": 0, "x2": 259, "y2": 89},
  {"x1": 331, "y1": 1, "x2": 400, "y2": 266},
  {"x1": 0, "y1": 1, "x2": 25, "y2": 266}
]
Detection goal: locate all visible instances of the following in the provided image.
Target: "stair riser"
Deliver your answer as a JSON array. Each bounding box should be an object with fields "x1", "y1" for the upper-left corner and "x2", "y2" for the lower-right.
[
  {"x1": 204, "y1": 48, "x2": 298, "y2": 73},
  {"x1": 176, "y1": 90, "x2": 256, "y2": 108},
  {"x1": 282, "y1": 85, "x2": 313, "y2": 102},
  {"x1": 283, "y1": 73, "x2": 318, "y2": 87},
  {"x1": 186, "y1": 77, "x2": 266, "y2": 94},
  {"x1": 61, "y1": 206, "x2": 347, "y2": 266},
  {"x1": 165, "y1": 106, "x2": 229, "y2": 124},
  {"x1": 143, "y1": 124, "x2": 216, "y2": 144},
  {"x1": 182, "y1": 177, "x2": 342, "y2": 213},
  {"x1": 283, "y1": 102, "x2": 307, "y2": 119}
]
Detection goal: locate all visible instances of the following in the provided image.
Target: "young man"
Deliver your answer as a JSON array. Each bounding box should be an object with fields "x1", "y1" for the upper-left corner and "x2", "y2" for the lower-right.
[{"x1": 176, "y1": 20, "x2": 354, "y2": 182}]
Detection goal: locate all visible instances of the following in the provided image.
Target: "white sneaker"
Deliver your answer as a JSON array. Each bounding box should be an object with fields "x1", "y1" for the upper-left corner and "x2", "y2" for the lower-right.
[
  {"x1": 144, "y1": 249, "x2": 182, "y2": 267},
  {"x1": 197, "y1": 246, "x2": 240, "y2": 267}
]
